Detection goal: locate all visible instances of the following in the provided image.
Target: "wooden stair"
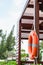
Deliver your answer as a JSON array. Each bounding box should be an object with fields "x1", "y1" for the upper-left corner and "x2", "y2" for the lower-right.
[{"x1": 17, "y1": 0, "x2": 43, "y2": 65}]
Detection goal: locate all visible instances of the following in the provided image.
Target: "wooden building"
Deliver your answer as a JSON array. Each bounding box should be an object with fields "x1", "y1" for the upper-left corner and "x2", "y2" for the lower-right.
[{"x1": 16, "y1": 0, "x2": 43, "y2": 65}]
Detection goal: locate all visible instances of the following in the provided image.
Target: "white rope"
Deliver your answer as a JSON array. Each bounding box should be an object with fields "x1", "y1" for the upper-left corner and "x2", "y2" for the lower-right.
[
  {"x1": 34, "y1": 57, "x2": 38, "y2": 65},
  {"x1": 34, "y1": 0, "x2": 36, "y2": 31}
]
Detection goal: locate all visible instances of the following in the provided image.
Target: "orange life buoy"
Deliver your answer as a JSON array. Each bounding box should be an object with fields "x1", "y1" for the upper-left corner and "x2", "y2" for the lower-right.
[{"x1": 28, "y1": 31, "x2": 38, "y2": 59}]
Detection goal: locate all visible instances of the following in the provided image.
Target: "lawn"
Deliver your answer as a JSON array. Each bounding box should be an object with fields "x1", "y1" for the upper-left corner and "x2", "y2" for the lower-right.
[{"x1": 0, "y1": 60, "x2": 17, "y2": 65}]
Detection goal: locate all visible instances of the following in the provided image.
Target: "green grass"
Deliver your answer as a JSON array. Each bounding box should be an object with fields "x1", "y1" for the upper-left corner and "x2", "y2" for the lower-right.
[
  {"x1": 0, "y1": 61, "x2": 42, "y2": 65},
  {"x1": 0, "y1": 60, "x2": 17, "y2": 65}
]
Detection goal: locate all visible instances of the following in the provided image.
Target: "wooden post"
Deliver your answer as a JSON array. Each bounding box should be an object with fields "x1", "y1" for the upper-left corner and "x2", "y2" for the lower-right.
[
  {"x1": 18, "y1": 20, "x2": 21, "y2": 65},
  {"x1": 34, "y1": 0, "x2": 39, "y2": 60}
]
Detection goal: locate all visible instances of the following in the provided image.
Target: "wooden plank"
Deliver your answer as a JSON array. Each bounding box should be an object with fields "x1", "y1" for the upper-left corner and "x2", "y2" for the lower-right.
[
  {"x1": 39, "y1": 0, "x2": 43, "y2": 2},
  {"x1": 27, "y1": 4, "x2": 34, "y2": 8},
  {"x1": 21, "y1": 23, "x2": 43, "y2": 30},
  {"x1": 21, "y1": 61, "x2": 43, "y2": 64},
  {"x1": 21, "y1": 29, "x2": 43, "y2": 34},
  {"x1": 21, "y1": 23, "x2": 33, "y2": 29},
  {"x1": 21, "y1": 19, "x2": 33, "y2": 24},
  {"x1": 21, "y1": 33, "x2": 43, "y2": 40},
  {"x1": 22, "y1": 16, "x2": 43, "y2": 20},
  {"x1": 22, "y1": 19, "x2": 43, "y2": 24},
  {"x1": 22, "y1": 16, "x2": 34, "y2": 19},
  {"x1": 18, "y1": 20, "x2": 21, "y2": 65}
]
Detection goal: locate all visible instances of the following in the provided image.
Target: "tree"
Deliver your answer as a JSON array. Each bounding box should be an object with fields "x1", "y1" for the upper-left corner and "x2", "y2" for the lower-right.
[
  {"x1": 6, "y1": 25, "x2": 15, "y2": 51},
  {"x1": 0, "y1": 30, "x2": 2, "y2": 36},
  {"x1": 0, "y1": 25, "x2": 15, "y2": 59},
  {"x1": 0, "y1": 31, "x2": 7, "y2": 59}
]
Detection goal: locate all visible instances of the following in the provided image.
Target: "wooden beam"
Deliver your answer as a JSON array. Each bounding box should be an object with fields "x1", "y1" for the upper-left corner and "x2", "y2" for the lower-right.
[
  {"x1": 21, "y1": 32, "x2": 43, "y2": 40},
  {"x1": 27, "y1": 1, "x2": 43, "y2": 8},
  {"x1": 21, "y1": 29, "x2": 43, "y2": 34},
  {"x1": 27, "y1": 4, "x2": 34, "y2": 8},
  {"x1": 22, "y1": 16, "x2": 34, "y2": 19},
  {"x1": 18, "y1": 20, "x2": 21, "y2": 65},
  {"x1": 21, "y1": 23, "x2": 33, "y2": 29},
  {"x1": 39, "y1": 0, "x2": 43, "y2": 2},
  {"x1": 21, "y1": 61, "x2": 43, "y2": 64},
  {"x1": 21, "y1": 38, "x2": 43, "y2": 40},
  {"x1": 21, "y1": 23, "x2": 43, "y2": 30},
  {"x1": 39, "y1": 26, "x2": 43, "y2": 30},
  {"x1": 22, "y1": 16, "x2": 43, "y2": 20}
]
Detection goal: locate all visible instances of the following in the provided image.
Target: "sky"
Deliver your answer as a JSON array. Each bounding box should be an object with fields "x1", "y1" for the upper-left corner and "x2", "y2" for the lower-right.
[
  {"x1": 0, "y1": 0, "x2": 42, "y2": 54},
  {"x1": 0, "y1": 0, "x2": 28, "y2": 35},
  {"x1": 0, "y1": 0, "x2": 29, "y2": 53}
]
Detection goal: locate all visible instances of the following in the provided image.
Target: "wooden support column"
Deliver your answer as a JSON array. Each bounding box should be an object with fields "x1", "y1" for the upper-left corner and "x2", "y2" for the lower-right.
[
  {"x1": 18, "y1": 20, "x2": 21, "y2": 65},
  {"x1": 34, "y1": 0, "x2": 39, "y2": 60}
]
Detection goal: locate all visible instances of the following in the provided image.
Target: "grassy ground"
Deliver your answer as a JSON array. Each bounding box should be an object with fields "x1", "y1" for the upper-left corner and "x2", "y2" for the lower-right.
[
  {"x1": 0, "y1": 60, "x2": 17, "y2": 65},
  {"x1": 0, "y1": 61, "x2": 42, "y2": 65}
]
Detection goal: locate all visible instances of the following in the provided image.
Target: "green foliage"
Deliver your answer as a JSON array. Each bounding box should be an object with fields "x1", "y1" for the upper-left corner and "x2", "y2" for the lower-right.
[
  {"x1": 21, "y1": 53, "x2": 28, "y2": 58},
  {"x1": 0, "y1": 25, "x2": 15, "y2": 59},
  {"x1": 21, "y1": 49, "x2": 25, "y2": 52},
  {"x1": 6, "y1": 25, "x2": 15, "y2": 51},
  {"x1": 0, "y1": 61, "x2": 17, "y2": 65},
  {"x1": 39, "y1": 41, "x2": 43, "y2": 60},
  {"x1": 39, "y1": 52, "x2": 42, "y2": 61},
  {"x1": 21, "y1": 49, "x2": 29, "y2": 61},
  {"x1": 0, "y1": 32, "x2": 7, "y2": 59},
  {"x1": 0, "y1": 30, "x2": 2, "y2": 36},
  {"x1": 40, "y1": 41, "x2": 43, "y2": 50}
]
